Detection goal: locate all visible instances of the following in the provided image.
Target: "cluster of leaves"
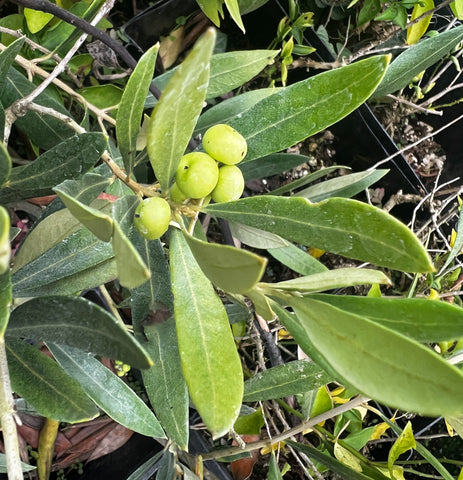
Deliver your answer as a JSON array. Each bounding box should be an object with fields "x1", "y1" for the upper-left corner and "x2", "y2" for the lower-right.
[{"x1": 1, "y1": 1, "x2": 463, "y2": 479}]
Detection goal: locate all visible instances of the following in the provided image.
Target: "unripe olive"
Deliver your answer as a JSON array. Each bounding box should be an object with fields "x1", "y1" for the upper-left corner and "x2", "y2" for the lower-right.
[
  {"x1": 170, "y1": 182, "x2": 189, "y2": 203},
  {"x1": 211, "y1": 165, "x2": 245, "y2": 203},
  {"x1": 202, "y1": 124, "x2": 247, "y2": 165},
  {"x1": 134, "y1": 197, "x2": 171, "y2": 240},
  {"x1": 176, "y1": 152, "x2": 219, "y2": 199}
]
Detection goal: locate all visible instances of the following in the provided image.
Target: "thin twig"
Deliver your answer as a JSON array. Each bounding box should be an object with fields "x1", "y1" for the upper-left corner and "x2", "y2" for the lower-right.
[{"x1": 200, "y1": 395, "x2": 370, "y2": 461}]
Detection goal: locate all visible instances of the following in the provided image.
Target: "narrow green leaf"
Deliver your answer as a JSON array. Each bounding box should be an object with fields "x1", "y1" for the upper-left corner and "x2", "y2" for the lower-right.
[
  {"x1": 204, "y1": 196, "x2": 434, "y2": 273},
  {"x1": 126, "y1": 451, "x2": 164, "y2": 480},
  {"x1": 240, "y1": 153, "x2": 314, "y2": 182},
  {"x1": 407, "y1": 0, "x2": 434, "y2": 45},
  {"x1": 116, "y1": 44, "x2": 159, "y2": 176},
  {"x1": 0, "y1": 453, "x2": 36, "y2": 473},
  {"x1": 261, "y1": 268, "x2": 390, "y2": 293},
  {"x1": 224, "y1": 0, "x2": 245, "y2": 32},
  {"x1": 229, "y1": 222, "x2": 289, "y2": 249},
  {"x1": 194, "y1": 88, "x2": 280, "y2": 136},
  {"x1": 287, "y1": 440, "x2": 383, "y2": 480},
  {"x1": 287, "y1": 296, "x2": 463, "y2": 416},
  {"x1": 54, "y1": 176, "x2": 114, "y2": 242},
  {"x1": 243, "y1": 360, "x2": 331, "y2": 401},
  {"x1": 48, "y1": 343, "x2": 164, "y2": 437},
  {"x1": 440, "y1": 207, "x2": 463, "y2": 273},
  {"x1": 268, "y1": 165, "x2": 347, "y2": 197},
  {"x1": 170, "y1": 228, "x2": 243, "y2": 438},
  {"x1": 183, "y1": 231, "x2": 267, "y2": 294},
  {"x1": 388, "y1": 422, "x2": 416, "y2": 477},
  {"x1": 207, "y1": 50, "x2": 278, "y2": 98},
  {"x1": 267, "y1": 243, "x2": 328, "y2": 275},
  {"x1": 0, "y1": 206, "x2": 10, "y2": 276},
  {"x1": 309, "y1": 294, "x2": 463, "y2": 342},
  {"x1": 147, "y1": 29, "x2": 215, "y2": 190},
  {"x1": 0, "y1": 271, "x2": 11, "y2": 337},
  {"x1": 227, "y1": 55, "x2": 390, "y2": 162},
  {"x1": 1, "y1": 67, "x2": 75, "y2": 149},
  {"x1": 0, "y1": 133, "x2": 107, "y2": 204},
  {"x1": 196, "y1": 0, "x2": 223, "y2": 26},
  {"x1": 12, "y1": 227, "x2": 115, "y2": 297},
  {"x1": 12, "y1": 197, "x2": 112, "y2": 273},
  {"x1": 296, "y1": 170, "x2": 388, "y2": 202},
  {"x1": 7, "y1": 296, "x2": 153, "y2": 369},
  {"x1": 6, "y1": 338, "x2": 99, "y2": 423},
  {"x1": 141, "y1": 319, "x2": 189, "y2": 449},
  {"x1": 269, "y1": 452, "x2": 284, "y2": 480},
  {"x1": 0, "y1": 36, "x2": 25, "y2": 94},
  {"x1": 373, "y1": 25, "x2": 463, "y2": 97},
  {"x1": 0, "y1": 142, "x2": 12, "y2": 188},
  {"x1": 112, "y1": 196, "x2": 151, "y2": 289}
]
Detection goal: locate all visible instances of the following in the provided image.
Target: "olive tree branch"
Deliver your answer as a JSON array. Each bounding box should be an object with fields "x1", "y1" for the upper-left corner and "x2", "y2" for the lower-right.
[
  {"x1": 7, "y1": 0, "x2": 115, "y2": 125},
  {"x1": 200, "y1": 395, "x2": 370, "y2": 461}
]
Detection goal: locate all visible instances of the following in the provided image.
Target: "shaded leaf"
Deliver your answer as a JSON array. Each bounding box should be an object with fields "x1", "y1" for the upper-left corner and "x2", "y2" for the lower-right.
[
  {"x1": 0, "y1": 36, "x2": 25, "y2": 96},
  {"x1": 183, "y1": 230, "x2": 267, "y2": 294},
  {"x1": 240, "y1": 152, "x2": 310, "y2": 181},
  {"x1": 296, "y1": 170, "x2": 388, "y2": 202},
  {"x1": 0, "y1": 133, "x2": 107, "y2": 204},
  {"x1": 227, "y1": 55, "x2": 389, "y2": 162},
  {"x1": 111, "y1": 196, "x2": 151, "y2": 289},
  {"x1": 204, "y1": 196, "x2": 434, "y2": 273},
  {"x1": 229, "y1": 222, "x2": 288, "y2": 249},
  {"x1": 374, "y1": 25, "x2": 463, "y2": 97},
  {"x1": 1, "y1": 67, "x2": 75, "y2": 149},
  {"x1": 116, "y1": 44, "x2": 159, "y2": 175},
  {"x1": 48, "y1": 343, "x2": 164, "y2": 437},
  {"x1": 54, "y1": 175, "x2": 114, "y2": 242},
  {"x1": 261, "y1": 268, "x2": 390, "y2": 293},
  {"x1": 243, "y1": 360, "x2": 331, "y2": 401},
  {"x1": 141, "y1": 319, "x2": 189, "y2": 449},
  {"x1": 286, "y1": 296, "x2": 463, "y2": 416},
  {"x1": 147, "y1": 29, "x2": 215, "y2": 190},
  {"x1": 309, "y1": 294, "x2": 463, "y2": 342},
  {"x1": 0, "y1": 453, "x2": 36, "y2": 473},
  {"x1": 267, "y1": 243, "x2": 328, "y2": 276},
  {"x1": 170, "y1": 228, "x2": 243, "y2": 438},
  {"x1": 268, "y1": 452, "x2": 284, "y2": 480},
  {"x1": 7, "y1": 296, "x2": 153, "y2": 369},
  {"x1": 0, "y1": 142, "x2": 11, "y2": 188},
  {"x1": 0, "y1": 270, "x2": 11, "y2": 337},
  {"x1": 12, "y1": 227, "x2": 115, "y2": 297},
  {"x1": 6, "y1": 338, "x2": 99, "y2": 423}
]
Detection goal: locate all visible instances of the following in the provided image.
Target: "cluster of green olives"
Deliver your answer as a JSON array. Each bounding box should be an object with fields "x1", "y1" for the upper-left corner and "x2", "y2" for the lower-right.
[
  {"x1": 172, "y1": 124, "x2": 247, "y2": 204},
  {"x1": 134, "y1": 124, "x2": 247, "y2": 240}
]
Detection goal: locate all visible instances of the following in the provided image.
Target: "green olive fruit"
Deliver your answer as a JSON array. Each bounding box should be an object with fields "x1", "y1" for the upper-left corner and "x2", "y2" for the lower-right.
[
  {"x1": 211, "y1": 165, "x2": 245, "y2": 203},
  {"x1": 170, "y1": 182, "x2": 189, "y2": 203},
  {"x1": 176, "y1": 152, "x2": 219, "y2": 199},
  {"x1": 134, "y1": 197, "x2": 171, "y2": 240},
  {"x1": 202, "y1": 124, "x2": 247, "y2": 165}
]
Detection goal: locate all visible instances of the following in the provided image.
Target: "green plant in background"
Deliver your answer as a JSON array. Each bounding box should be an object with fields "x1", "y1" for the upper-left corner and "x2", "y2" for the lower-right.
[{"x1": 1, "y1": 1, "x2": 463, "y2": 479}]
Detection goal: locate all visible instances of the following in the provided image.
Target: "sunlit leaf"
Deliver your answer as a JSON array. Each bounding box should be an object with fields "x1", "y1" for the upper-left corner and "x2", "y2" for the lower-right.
[
  {"x1": 147, "y1": 29, "x2": 215, "y2": 190},
  {"x1": 286, "y1": 296, "x2": 463, "y2": 416},
  {"x1": 388, "y1": 422, "x2": 416, "y2": 477},
  {"x1": 116, "y1": 44, "x2": 159, "y2": 175},
  {"x1": 407, "y1": 0, "x2": 434, "y2": 44},
  {"x1": 170, "y1": 228, "x2": 243, "y2": 438},
  {"x1": 227, "y1": 55, "x2": 389, "y2": 162},
  {"x1": 183, "y1": 231, "x2": 267, "y2": 294},
  {"x1": 204, "y1": 196, "x2": 434, "y2": 272},
  {"x1": 374, "y1": 25, "x2": 463, "y2": 97}
]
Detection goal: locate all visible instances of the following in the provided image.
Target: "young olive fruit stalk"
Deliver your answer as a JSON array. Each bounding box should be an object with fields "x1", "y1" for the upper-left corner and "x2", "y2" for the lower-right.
[
  {"x1": 175, "y1": 152, "x2": 219, "y2": 199},
  {"x1": 134, "y1": 196, "x2": 172, "y2": 240},
  {"x1": 211, "y1": 165, "x2": 245, "y2": 203},
  {"x1": 202, "y1": 124, "x2": 247, "y2": 165}
]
